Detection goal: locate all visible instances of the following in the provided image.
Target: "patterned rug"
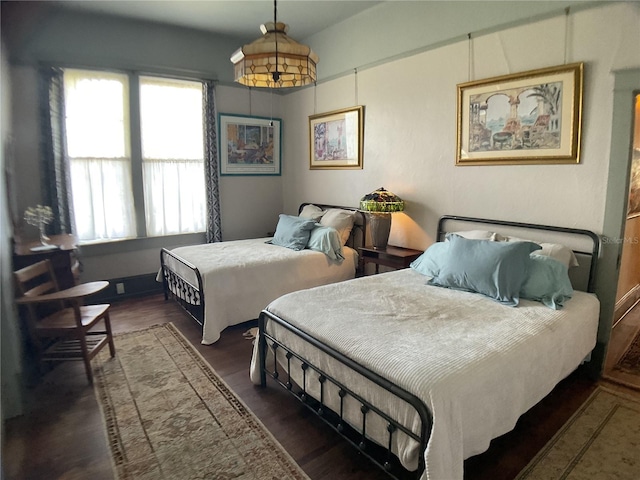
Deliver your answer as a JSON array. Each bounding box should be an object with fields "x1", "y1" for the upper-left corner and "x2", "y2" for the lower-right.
[
  {"x1": 614, "y1": 329, "x2": 640, "y2": 375},
  {"x1": 515, "y1": 386, "x2": 640, "y2": 479},
  {"x1": 93, "y1": 323, "x2": 309, "y2": 480}
]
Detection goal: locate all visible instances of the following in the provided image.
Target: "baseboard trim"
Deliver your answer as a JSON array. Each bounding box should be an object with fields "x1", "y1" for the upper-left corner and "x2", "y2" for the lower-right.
[
  {"x1": 614, "y1": 284, "x2": 640, "y2": 328},
  {"x1": 90, "y1": 272, "x2": 164, "y2": 303}
]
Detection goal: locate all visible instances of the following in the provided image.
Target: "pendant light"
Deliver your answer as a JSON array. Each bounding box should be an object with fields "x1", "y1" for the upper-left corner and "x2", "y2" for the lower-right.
[{"x1": 230, "y1": 0, "x2": 319, "y2": 88}]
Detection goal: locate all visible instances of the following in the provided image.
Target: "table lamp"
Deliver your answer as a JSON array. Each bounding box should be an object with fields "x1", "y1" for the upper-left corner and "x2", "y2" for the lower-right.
[{"x1": 359, "y1": 187, "x2": 405, "y2": 249}]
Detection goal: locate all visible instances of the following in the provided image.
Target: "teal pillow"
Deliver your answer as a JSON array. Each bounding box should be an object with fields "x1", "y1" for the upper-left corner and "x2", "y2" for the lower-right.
[
  {"x1": 269, "y1": 214, "x2": 317, "y2": 251},
  {"x1": 306, "y1": 225, "x2": 344, "y2": 261},
  {"x1": 520, "y1": 255, "x2": 574, "y2": 309},
  {"x1": 427, "y1": 234, "x2": 541, "y2": 306},
  {"x1": 410, "y1": 242, "x2": 449, "y2": 277}
]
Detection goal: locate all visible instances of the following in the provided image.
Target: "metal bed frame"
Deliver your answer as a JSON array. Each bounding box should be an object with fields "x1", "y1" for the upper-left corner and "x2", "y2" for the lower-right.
[
  {"x1": 257, "y1": 215, "x2": 601, "y2": 480},
  {"x1": 160, "y1": 203, "x2": 366, "y2": 327}
]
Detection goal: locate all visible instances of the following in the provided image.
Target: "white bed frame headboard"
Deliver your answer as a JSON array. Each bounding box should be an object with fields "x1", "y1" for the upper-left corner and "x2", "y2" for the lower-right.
[{"x1": 437, "y1": 215, "x2": 601, "y2": 293}]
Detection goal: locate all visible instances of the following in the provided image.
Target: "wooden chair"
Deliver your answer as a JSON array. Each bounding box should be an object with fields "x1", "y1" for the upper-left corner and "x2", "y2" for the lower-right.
[{"x1": 14, "y1": 259, "x2": 115, "y2": 385}]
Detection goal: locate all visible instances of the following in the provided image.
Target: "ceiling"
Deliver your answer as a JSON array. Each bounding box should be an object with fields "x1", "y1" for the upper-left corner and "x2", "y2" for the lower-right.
[{"x1": 50, "y1": 0, "x2": 383, "y2": 41}]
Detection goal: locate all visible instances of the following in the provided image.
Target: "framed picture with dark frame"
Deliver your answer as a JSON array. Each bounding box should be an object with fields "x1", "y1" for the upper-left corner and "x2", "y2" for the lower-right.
[
  {"x1": 219, "y1": 113, "x2": 282, "y2": 176},
  {"x1": 309, "y1": 106, "x2": 364, "y2": 169},
  {"x1": 456, "y1": 63, "x2": 583, "y2": 166}
]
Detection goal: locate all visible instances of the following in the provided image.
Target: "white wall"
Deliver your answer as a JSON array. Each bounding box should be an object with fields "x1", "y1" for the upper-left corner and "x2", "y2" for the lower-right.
[
  {"x1": 307, "y1": 0, "x2": 588, "y2": 81},
  {"x1": 282, "y1": 3, "x2": 640, "y2": 249},
  {"x1": 280, "y1": 3, "x2": 640, "y2": 368}
]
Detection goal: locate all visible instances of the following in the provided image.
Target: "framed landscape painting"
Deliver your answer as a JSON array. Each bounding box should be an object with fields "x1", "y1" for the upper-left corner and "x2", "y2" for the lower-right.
[
  {"x1": 219, "y1": 114, "x2": 281, "y2": 176},
  {"x1": 309, "y1": 106, "x2": 364, "y2": 169},
  {"x1": 456, "y1": 63, "x2": 583, "y2": 165}
]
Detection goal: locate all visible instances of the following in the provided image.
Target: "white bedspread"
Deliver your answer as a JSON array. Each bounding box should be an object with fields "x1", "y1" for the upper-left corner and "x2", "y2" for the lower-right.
[
  {"x1": 167, "y1": 238, "x2": 358, "y2": 344},
  {"x1": 249, "y1": 268, "x2": 600, "y2": 480}
]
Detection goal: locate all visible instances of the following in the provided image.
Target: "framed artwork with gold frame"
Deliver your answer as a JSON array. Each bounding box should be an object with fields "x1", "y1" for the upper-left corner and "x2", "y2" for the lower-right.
[
  {"x1": 309, "y1": 106, "x2": 364, "y2": 169},
  {"x1": 456, "y1": 63, "x2": 583, "y2": 166}
]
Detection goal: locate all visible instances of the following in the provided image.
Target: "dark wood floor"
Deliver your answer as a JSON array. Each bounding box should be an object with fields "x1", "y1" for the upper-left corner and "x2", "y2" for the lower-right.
[{"x1": 2, "y1": 294, "x2": 633, "y2": 480}]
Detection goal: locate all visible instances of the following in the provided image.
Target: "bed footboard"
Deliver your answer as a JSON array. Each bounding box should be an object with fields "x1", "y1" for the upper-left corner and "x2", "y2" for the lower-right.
[
  {"x1": 160, "y1": 248, "x2": 205, "y2": 326},
  {"x1": 258, "y1": 310, "x2": 432, "y2": 480}
]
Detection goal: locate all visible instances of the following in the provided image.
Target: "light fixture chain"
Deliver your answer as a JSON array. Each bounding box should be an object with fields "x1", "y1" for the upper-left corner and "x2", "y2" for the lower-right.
[
  {"x1": 273, "y1": 0, "x2": 279, "y2": 86},
  {"x1": 354, "y1": 68, "x2": 358, "y2": 106},
  {"x1": 467, "y1": 33, "x2": 473, "y2": 82},
  {"x1": 564, "y1": 6, "x2": 571, "y2": 64}
]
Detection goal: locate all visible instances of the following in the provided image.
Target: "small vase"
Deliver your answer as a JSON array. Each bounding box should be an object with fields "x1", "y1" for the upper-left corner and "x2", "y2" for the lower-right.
[{"x1": 39, "y1": 222, "x2": 50, "y2": 246}]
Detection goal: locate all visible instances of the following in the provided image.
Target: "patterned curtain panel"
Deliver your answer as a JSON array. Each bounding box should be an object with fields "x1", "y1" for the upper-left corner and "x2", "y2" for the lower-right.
[
  {"x1": 38, "y1": 66, "x2": 75, "y2": 235},
  {"x1": 203, "y1": 81, "x2": 222, "y2": 243}
]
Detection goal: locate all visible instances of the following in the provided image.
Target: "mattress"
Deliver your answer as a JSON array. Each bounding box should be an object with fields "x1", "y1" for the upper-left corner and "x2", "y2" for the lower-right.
[
  {"x1": 167, "y1": 237, "x2": 358, "y2": 344},
  {"x1": 249, "y1": 268, "x2": 600, "y2": 479}
]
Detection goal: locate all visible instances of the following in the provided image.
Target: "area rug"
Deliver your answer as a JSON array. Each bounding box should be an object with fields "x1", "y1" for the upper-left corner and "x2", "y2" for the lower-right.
[
  {"x1": 93, "y1": 323, "x2": 309, "y2": 480},
  {"x1": 614, "y1": 329, "x2": 640, "y2": 376},
  {"x1": 515, "y1": 386, "x2": 640, "y2": 479}
]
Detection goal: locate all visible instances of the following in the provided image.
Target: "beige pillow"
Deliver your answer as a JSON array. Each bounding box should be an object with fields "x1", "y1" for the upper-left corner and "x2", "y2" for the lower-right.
[
  {"x1": 299, "y1": 204, "x2": 325, "y2": 221},
  {"x1": 448, "y1": 230, "x2": 504, "y2": 241},
  {"x1": 320, "y1": 208, "x2": 356, "y2": 246}
]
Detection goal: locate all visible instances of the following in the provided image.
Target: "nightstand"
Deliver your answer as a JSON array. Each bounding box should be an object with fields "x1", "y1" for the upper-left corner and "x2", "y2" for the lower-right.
[
  {"x1": 358, "y1": 245, "x2": 423, "y2": 275},
  {"x1": 13, "y1": 234, "x2": 79, "y2": 289}
]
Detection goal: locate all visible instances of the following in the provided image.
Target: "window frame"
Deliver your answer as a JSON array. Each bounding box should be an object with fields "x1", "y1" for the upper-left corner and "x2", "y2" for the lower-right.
[{"x1": 61, "y1": 67, "x2": 209, "y2": 245}]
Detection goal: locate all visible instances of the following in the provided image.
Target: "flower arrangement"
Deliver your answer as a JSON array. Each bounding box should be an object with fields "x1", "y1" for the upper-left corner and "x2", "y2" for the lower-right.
[{"x1": 24, "y1": 205, "x2": 54, "y2": 245}]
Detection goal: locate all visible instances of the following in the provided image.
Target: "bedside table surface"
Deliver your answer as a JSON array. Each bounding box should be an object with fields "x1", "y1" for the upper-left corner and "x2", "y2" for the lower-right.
[
  {"x1": 358, "y1": 246, "x2": 423, "y2": 273},
  {"x1": 360, "y1": 245, "x2": 423, "y2": 258}
]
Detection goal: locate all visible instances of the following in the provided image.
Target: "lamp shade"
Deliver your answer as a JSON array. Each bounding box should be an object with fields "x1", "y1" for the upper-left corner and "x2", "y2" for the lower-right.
[
  {"x1": 359, "y1": 187, "x2": 405, "y2": 213},
  {"x1": 231, "y1": 21, "x2": 319, "y2": 88}
]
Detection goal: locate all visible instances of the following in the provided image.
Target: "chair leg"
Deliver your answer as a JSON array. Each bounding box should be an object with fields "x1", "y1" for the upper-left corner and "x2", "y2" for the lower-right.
[
  {"x1": 78, "y1": 333, "x2": 94, "y2": 385},
  {"x1": 104, "y1": 312, "x2": 116, "y2": 358}
]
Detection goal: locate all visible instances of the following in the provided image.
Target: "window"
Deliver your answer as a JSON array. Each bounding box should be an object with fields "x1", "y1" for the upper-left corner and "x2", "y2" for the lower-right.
[
  {"x1": 140, "y1": 77, "x2": 205, "y2": 236},
  {"x1": 64, "y1": 70, "x2": 135, "y2": 241},
  {"x1": 63, "y1": 69, "x2": 206, "y2": 243}
]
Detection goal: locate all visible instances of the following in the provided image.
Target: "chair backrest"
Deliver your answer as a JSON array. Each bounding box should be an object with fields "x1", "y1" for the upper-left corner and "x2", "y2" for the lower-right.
[
  {"x1": 15, "y1": 259, "x2": 61, "y2": 295},
  {"x1": 14, "y1": 259, "x2": 65, "y2": 326}
]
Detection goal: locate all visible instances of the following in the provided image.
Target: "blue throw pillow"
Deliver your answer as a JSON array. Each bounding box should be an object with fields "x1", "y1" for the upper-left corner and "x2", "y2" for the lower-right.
[
  {"x1": 520, "y1": 255, "x2": 573, "y2": 309},
  {"x1": 427, "y1": 234, "x2": 541, "y2": 306},
  {"x1": 306, "y1": 225, "x2": 344, "y2": 261},
  {"x1": 410, "y1": 242, "x2": 450, "y2": 277},
  {"x1": 269, "y1": 214, "x2": 317, "y2": 251}
]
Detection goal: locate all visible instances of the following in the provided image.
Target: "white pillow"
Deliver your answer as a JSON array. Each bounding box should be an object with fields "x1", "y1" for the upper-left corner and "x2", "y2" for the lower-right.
[
  {"x1": 320, "y1": 208, "x2": 356, "y2": 246},
  {"x1": 447, "y1": 230, "x2": 504, "y2": 241},
  {"x1": 503, "y1": 236, "x2": 579, "y2": 268},
  {"x1": 299, "y1": 204, "x2": 325, "y2": 221}
]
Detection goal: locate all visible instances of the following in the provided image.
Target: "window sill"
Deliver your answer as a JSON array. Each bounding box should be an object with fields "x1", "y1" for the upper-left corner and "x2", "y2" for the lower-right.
[{"x1": 79, "y1": 232, "x2": 206, "y2": 257}]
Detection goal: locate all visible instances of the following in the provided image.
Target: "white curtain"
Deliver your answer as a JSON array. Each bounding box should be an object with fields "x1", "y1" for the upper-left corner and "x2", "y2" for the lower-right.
[
  {"x1": 143, "y1": 159, "x2": 206, "y2": 235},
  {"x1": 140, "y1": 77, "x2": 206, "y2": 236},
  {"x1": 70, "y1": 157, "x2": 136, "y2": 241},
  {"x1": 64, "y1": 69, "x2": 136, "y2": 242},
  {"x1": 63, "y1": 70, "x2": 209, "y2": 241}
]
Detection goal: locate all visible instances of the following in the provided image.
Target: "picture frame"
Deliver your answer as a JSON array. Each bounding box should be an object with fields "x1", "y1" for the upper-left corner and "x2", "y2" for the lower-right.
[
  {"x1": 309, "y1": 106, "x2": 364, "y2": 169},
  {"x1": 456, "y1": 63, "x2": 583, "y2": 166},
  {"x1": 219, "y1": 114, "x2": 281, "y2": 176},
  {"x1": 628, "y1": 147, "x2": 640, "y2": 218}
]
